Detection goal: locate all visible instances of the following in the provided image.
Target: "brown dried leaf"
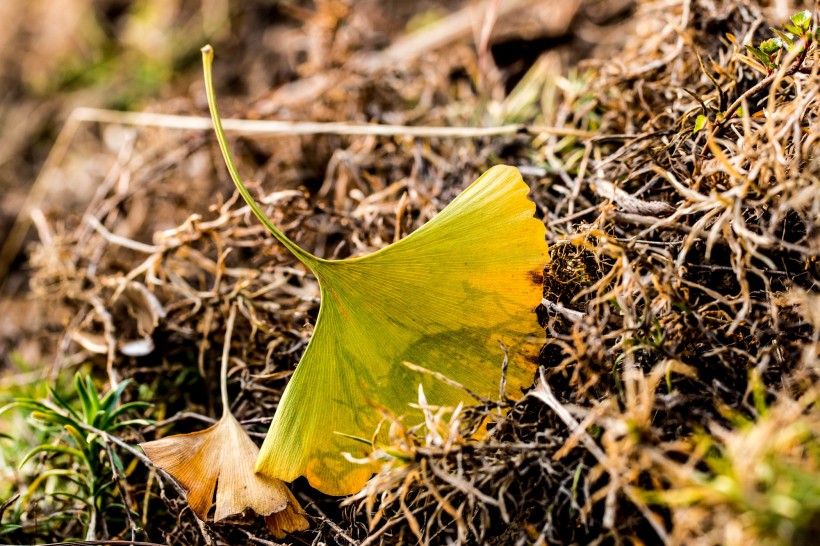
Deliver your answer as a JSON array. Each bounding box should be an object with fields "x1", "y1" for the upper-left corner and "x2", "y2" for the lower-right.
[
  {"x1": 264, "y1": 504, "x2": 312, "y2": 540},
  {"x1": 70, "y1": 331, "x2": 108, "y2": 354},
  {"x1": 140, "y1": 412, "x2": 308, "y2": 537},
  {"x1": 594, "y1": 180, "x2": 676, "y2": 216},
  {"x1": 121, "y1": 281, "x2": 166, "y2": 337}
]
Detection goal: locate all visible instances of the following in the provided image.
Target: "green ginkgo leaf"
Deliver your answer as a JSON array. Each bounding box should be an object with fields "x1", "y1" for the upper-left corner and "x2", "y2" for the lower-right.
[{"x1": 201, "y1": 46, "x2": 549, "y2": 495}]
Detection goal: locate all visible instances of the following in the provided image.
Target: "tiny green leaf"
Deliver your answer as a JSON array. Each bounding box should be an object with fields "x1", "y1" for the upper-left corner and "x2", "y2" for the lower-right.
[
  {"x1": 759, "y1": 37, "x2": 783, "y2": 55},
  {"x1": 64, "y1": 424, "x2": 88, "y2": 450},
  {"x1": 74, "y1": 374, "x2": 95, "y2": 421},
  {"x1": 745, "y1": 45, "x2": 775, "y2": 68},
  {"x1": 693, "y1": 114, "x2": 708, "y2": 133},
  {"x1": 47, "y1": 386, "x2": 81, "y2": 420},
  {"x1": 110, "y1": 449, "x2": 126, "y2": 474},
  {"x1": 30, "y1": 410, "x2": 74, "y2": 428},
  {"x1": 783, "y1": 24, "x2": 802, "y2": 36},
  {"x1": 771, "y1": 28, "x2": 795, "y2": 47},
  {"x1": 101, "y1": 401, "x2": 151, "y2": 429},
  {"x1": 99, "y1": 378, "x2": 132, "y2": 414},
  {"x1": 18, "y1": 444, "x2": 85, "y2": 468},
  {"x1": 790, "y1": 10, "x2": 811, "y2": 31}
]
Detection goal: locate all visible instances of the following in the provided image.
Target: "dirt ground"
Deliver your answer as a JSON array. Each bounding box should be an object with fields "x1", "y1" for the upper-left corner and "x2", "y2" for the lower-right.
[{"x1": 1, "y1": 1, "x2": 819, "y2": 545}]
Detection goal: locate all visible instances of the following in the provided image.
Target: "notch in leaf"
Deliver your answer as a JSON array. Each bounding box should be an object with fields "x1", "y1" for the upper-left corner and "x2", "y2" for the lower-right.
[
  {"x1": 201, "y1": 46, "x2": 550, "y2": 496},
  {"x1": 140, "y1": 306, "x2": 309, "y2": 537}
]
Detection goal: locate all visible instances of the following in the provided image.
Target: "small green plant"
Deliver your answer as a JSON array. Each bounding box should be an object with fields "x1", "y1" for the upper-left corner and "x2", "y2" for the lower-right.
[
  {"x1": 745, "y1": 10, "x2": 815, "y2": 75},
  {"x1": 694, "y1": 10, "x2": 816, "y2": 133},
  {"x1": 0, "y1": 374, "x2": 150, "y2": 541},
  {"x1": 645, "y1": 388, "x2": 820, "y2": 545}
]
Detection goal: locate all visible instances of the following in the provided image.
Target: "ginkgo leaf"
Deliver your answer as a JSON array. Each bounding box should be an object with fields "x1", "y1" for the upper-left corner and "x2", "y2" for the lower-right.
[
  {"x1": 140, "y1": 306, "x2": 309, "y2": 537},
  {"x1": 202, "y1": 46, "x2": 549, "y2": 496},
  {"x1": 140, "y1": 413, "x2": 307, "y2": 537}
]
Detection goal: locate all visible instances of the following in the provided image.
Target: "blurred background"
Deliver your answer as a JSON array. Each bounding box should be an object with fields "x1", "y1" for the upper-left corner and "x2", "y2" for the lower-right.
[{"x1": 0, "y1": 0, "x2": 629, "y2": 365}]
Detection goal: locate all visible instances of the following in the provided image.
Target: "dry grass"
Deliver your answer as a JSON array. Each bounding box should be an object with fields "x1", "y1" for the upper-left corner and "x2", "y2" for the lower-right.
[{"x1": 1, "y1": 0, "x2": 819, "y2": 544}]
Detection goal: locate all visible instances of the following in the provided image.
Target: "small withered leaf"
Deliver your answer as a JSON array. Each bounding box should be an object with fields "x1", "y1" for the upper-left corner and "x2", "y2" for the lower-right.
[
  {"x1": 121, "y1": 281, "x2": 166, "y2": 337},
  {"x1": 140, "y1": 408, "x2": 308, "y2": 535}
]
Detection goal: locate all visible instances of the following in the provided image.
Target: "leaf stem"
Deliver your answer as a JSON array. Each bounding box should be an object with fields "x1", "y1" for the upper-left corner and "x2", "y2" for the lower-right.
[
  {"x1": 220, "y1": 303, "x2": 237, "y2": 417},
  {"x1": 201, "y1": 45, "x2": 321, "y2": 270}
]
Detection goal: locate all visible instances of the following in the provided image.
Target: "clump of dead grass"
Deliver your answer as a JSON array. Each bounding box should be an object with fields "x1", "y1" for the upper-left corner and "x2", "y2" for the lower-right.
[
  {"x1": 339, "y1": 0, "x2": 820, "y2": 544},
  {"x1": 5, "y1": 0, "x2": 820, "y2": 544}
]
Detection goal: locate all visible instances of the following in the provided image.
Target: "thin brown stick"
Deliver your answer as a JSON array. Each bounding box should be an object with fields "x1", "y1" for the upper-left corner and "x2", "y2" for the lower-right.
[
  {"x1": 220, "y1": 303, "x2": 238, "y2": 416},
  {"x1": 71, "y1": 107, "x2": 592, "y2": 138}
]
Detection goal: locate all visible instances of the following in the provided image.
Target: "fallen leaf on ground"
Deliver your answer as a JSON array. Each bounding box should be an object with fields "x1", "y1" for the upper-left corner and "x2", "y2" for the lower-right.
[
  {"x1": 141, "y1": 413, "x2": 308, "y2": 537},
  {"x1": 202, "y1": 46, "x2": 549, "y2": 495},
  {"x1": 140, "y1": 305, "x2": 308, "y2": 537}
]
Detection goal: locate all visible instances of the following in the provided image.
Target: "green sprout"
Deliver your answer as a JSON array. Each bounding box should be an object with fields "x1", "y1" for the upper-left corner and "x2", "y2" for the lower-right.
[
  {"x1": 746, "y1": 10, "x2": 814, "y2": 75},
  {"x1": 697, "y1": 10, "x2": 815, "y2": 132},
  {"x1": 0, "y1": 374, "x2": 151, "y2": 540}
]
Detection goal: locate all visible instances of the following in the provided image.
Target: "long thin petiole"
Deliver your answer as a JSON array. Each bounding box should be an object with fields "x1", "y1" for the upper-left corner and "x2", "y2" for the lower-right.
[
  {"x1": 201, "y1": 45, "x2": 321, "y2": 270},
  {"x1": 220, "y1": 303, "x2": 237, "y2": 417}
]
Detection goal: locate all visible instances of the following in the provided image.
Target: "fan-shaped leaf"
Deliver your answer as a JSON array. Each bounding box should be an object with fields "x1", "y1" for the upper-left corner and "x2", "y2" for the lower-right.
[
  {"x1": 140, "y1": 303, "x2": 308, "y2": 537},
  {"x1": 140, "y1": 414, "x2": 308, "y2": 537},
  {"x1": 202, "y1": 46, "x2": 549, "y2": 495}
]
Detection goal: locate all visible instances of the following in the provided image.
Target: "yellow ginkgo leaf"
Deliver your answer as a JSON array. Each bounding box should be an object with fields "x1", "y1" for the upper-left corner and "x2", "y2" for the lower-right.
[
  {"x1": 202, "y1": 46, "x2": 549, "y2": 496},
  {"x1": 140, "y1": 306, "x2": 309, "y2": 537}
]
